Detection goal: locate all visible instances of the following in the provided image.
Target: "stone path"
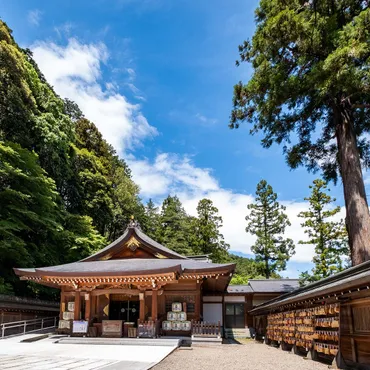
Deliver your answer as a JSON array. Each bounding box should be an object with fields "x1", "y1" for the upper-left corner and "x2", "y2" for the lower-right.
[
  {"x1": 0, "y1": 335, "x2": 177, "y2": 370},
  {"x1": 0, "y1": 355, "x2": 119, "y2": 370},
  {"x1": 153, "y1": 341, "x2": 330, "y2": 370}
]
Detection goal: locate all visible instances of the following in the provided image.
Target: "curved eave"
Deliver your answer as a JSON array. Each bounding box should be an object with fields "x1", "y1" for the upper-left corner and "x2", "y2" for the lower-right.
[{"x1": 15, "y1": 265, "x2": 183, "y2": 278}]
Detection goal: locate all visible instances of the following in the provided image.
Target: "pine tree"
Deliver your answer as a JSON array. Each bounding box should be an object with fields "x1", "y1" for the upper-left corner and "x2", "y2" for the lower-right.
[
  {"x1": 246, "y1": 180, "x2": 295, "y2": 278},
  {"x1": 298, "y1": 179, "x2": 349, "y2": 284},
  {"x1": 230, "y1": 1, "x2": 370, "y2": 265},
  {"x1": 192, "y1": 199, "x2": 230, "y2": 262},
  {"x1": 158, "y1": 195, "x2": 194, "y2": 256}
]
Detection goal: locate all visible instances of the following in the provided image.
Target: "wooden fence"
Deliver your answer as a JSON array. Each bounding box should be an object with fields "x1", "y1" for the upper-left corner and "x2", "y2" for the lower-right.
[
  {"x1": 191, "y1": 321, "x2": 221, "y2": 338},
  {"x1": 137, "y1": 320, "x2": 157, "y2": 338}
]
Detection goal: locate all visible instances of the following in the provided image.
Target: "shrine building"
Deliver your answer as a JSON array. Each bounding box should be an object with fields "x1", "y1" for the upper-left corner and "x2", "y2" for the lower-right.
[{"x1": 13, "y1": 220, "x2": 297, "y2": 338}]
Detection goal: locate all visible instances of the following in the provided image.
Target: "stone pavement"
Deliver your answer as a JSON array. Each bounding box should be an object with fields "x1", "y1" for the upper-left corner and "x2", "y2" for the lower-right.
[{"x1": 0, "y1": 335, "x2": 177, "y2": 370}]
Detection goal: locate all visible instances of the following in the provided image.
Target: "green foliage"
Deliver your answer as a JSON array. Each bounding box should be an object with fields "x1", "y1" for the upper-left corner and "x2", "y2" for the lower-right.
[
  {"x1": 228, "y1": 254, "x2": 268, "y2": 285},
  {"x1": 298, "y1": 179, "x2": 349, "y2": 284},
  {"x1": 231, "y1": 1, "x2": 370, "y2": 181},
  {"x1": 143, "y1": 199, "x2": 161, "y2": 240},
  {"x1": 0, "y1": 142, "x2": 62, "y2": 296},
  {"x1": 246, "y1": 180, "x2": 295, "y2": 278},
  {"x1": 157, "y1": 195, "x2": 195, "y2": 256},
  {"x1": 191, "y1": 199, "x2": 230, "y2": 262}
]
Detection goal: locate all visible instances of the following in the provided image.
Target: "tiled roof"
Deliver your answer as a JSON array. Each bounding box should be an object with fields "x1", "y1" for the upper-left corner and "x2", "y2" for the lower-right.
[
  {"x1": 15, "y1": 259, "x2": 235, "y2": 276},
  {"x1": 227, "y1": 285, "x2": 253, "y2": 293},
  {"x1": 248, "y1": 279, "x2": 300, "y2": 293}
]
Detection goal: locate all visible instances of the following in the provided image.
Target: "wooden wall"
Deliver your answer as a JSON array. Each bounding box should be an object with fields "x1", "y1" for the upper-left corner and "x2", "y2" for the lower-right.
[{"x1": 340, "y1": 297, "x2": 370, "y2": 369}]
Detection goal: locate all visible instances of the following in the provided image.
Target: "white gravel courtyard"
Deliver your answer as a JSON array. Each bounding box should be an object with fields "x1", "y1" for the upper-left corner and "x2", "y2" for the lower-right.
[{"x1": 153, "y1": 341, "x2": 330, "y2": 370}]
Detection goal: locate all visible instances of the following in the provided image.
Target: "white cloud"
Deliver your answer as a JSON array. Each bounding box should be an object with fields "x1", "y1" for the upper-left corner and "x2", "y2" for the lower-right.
[
  {"x1": 31, "y1": 39, "x2": 157, "y2": 153},
  {"x1": 27, "y1": 9, "x2": 42, "y2": 26},
  {"x1": 128, "y1": 153, "x2": 345, "y2": 264},
  {"x1": 195, "y1": 113, "x2": 217, "y2": 125}
]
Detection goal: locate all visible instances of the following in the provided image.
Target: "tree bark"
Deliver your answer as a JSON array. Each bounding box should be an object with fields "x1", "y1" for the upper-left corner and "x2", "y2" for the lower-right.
[{"x1": 335, "y1": 103, "x2": 370, "y2": 265}]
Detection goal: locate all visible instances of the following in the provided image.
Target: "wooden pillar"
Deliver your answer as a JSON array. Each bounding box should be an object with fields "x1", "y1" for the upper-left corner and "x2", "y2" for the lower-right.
[
  {"x1": 60, "y1": 291, "x2": 66, "y2": 320},
  {"x1": 139, "y1": 291, "x2": 145, "y2": 322},
  {"x1": 195, "y1": 282, "x2": 201, "y2": 320},
  {"x1": 84, "y1": 293, "x2": 91, "y2": 322},
  {"x1": 152, "y1": 289, "x2": 158, "y2": 321},
  {"x1": 74, "y1": 292, "x2": 81, "y2": 320}
]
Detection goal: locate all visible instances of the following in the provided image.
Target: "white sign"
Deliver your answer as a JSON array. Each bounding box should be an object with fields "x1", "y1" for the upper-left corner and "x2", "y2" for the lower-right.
[{"x1": 72, "y1": 320, "x2": 88, "y2": 334}]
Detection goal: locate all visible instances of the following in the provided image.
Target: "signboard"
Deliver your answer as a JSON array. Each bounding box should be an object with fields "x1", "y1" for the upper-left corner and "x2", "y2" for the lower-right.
[
  {"x1": 102, "y1": 320, "x2": 122, "y2": 337},
  {"x1": 58, "y1": 320, "x2": 71, "y2": 330},
  {"x1": 68, "y1": 302, "x2": 75, "y2": 312},
  {"x1": 63, "y1": 311, "x2": 74, "y2": 320},
  {"x1": 102, "y1": 320, "x2": 123, "y2": 337},
  {"x1": 72, "y1": 320, "x2": 89, "y2": 334}
]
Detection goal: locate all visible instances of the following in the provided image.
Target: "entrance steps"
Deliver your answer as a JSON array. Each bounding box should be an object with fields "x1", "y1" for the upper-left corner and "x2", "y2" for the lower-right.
[
  {"x1": 224, "y1": 328, "x2": 251, "y2": 339},
  {"x1": 56, "y1": 337, "x2": 180, "y2": 347},
  {"x1": 190, "y1": 336, "x2": 222, "y2": 346}
]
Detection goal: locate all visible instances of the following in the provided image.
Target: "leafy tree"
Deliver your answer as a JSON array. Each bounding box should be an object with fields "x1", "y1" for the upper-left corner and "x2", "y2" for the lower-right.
[
  {"x1": 158, "y1": 195, "x2": 195, "y2": 256},
  {"x1": 298, "y1": 179, "x2": 349, "y2": 284},
  {"x1": 230, "y1": 1, "x2": 370, "y2": 265},
  {"x1": 191, "y1": 199, "x2": 230, "y2": 262},
  {"x1": 228, "y1": 254, "x2": 267, "y2": 284},
  {"x1": 246, "y1": 180, "x2": 295, "y2": 278},
  {"x1": 0, "y1": 142, "x2": 62, "y2": 296}
]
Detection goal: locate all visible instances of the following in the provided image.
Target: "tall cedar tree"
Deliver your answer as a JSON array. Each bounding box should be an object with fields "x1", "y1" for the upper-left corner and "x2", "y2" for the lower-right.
[
  {"x1": 144, "y1": 199, "x2": 161, "y2": 240},
  {"x1": 298, "y1": 179, "x2": 349, "y2": 283},
  {"x1": 230, "y1": 1, "x2": 370, "y2": 265},
  {"x1": 192, "y1": 199, "x2": 230, "y2": 262},
  {"x1": 246, "y1": 180, "x2": 295, "y2": 278},
  {"x1": 158, "y1": 195, "x2": 194, "y2": 256}
]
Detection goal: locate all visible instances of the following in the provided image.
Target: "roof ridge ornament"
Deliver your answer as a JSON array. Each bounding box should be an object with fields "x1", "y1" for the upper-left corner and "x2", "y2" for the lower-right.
[{"x1": 128, "y1": 215, "x2": 141, "y2": 230}]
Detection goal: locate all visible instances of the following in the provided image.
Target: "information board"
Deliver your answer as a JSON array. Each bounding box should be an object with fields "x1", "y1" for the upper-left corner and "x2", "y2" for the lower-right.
[{"x1": 72, "y1": 320, "x2": 89, "y2": 334}]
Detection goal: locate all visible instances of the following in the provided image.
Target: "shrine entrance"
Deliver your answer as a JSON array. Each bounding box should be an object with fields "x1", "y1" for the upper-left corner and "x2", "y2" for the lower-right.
[{"x1": 109, "y1": 300, "x2": 140, "y2": 323}]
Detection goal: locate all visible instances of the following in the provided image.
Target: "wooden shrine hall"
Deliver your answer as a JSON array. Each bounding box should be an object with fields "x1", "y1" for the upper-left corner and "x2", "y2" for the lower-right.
[{"x1": 14, "y1": 219, "x2": 236, "y2": 338}]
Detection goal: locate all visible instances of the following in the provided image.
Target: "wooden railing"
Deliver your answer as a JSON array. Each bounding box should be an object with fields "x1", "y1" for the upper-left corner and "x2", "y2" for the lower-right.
[
  {"x1": 191, "y1": 321, "x2": 221, "y2": 338},
  {"x1": 137, "y1": 320, "x2": 157, "y2": 338}
]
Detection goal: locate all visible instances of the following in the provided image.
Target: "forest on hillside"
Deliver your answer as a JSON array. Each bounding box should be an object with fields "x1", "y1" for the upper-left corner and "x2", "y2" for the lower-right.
[{"x1": 0, "y1": 21, "x2": 265, "y2": 299}]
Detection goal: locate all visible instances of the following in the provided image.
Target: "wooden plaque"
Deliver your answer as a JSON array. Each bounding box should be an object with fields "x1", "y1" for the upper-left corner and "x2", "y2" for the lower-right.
[{"x1": 102, "y1": 320, "x2": 123, "y2": 337}]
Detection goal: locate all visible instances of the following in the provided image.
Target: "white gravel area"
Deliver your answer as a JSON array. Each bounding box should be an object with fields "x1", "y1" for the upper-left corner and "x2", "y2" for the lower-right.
[{"x1": 152, "y1": 341, "x2": 330, "y2": 370}]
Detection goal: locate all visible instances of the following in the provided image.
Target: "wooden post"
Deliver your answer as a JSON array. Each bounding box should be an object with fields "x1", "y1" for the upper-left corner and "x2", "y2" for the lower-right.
[
  {"x1": 139, "y1": 291, "x2": 145, "y2": 322},
  {"x1": 74, "y1": 292, "x2": 81, "y2": 320},
  {"x1": 84, "y1": 293, "x2": 91, "y2": 322},
  {"x1": 60, "y1": 291, "x2": 65, "y2": 320},
  {"x1": 152, "y1": 289, "x2": 158, "y2": 321}
]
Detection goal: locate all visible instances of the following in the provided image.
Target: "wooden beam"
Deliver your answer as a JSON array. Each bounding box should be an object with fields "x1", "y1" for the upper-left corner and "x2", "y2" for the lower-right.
[{"x1": 91, "y1": 288, "x2": 140, "y2": 296}]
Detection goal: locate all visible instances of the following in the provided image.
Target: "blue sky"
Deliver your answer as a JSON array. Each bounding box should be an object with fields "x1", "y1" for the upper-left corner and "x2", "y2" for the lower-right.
[{"x1": 2, "y1": 0, "x2": 350, "y2": 278}]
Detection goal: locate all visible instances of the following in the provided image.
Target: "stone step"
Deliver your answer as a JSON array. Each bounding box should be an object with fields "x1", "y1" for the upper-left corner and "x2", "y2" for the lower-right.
[{"x1": 56, "y1": 337, "x2": 180, "y2": 347}]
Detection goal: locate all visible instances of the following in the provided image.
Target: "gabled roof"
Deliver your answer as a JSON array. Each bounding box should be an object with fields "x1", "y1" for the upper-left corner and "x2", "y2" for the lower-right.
[
  {"x1": 81, "y1": 220, "x2": 187, "y2": 261},
  {"x1": 226, "y1": 279, "x2": 299, "y2": 294},
  {"x1": 249, "y1": 260, "x2": 370, "y2": 315}
]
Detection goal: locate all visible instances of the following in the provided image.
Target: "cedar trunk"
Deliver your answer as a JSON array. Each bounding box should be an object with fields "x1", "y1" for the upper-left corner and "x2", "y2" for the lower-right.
[{"x1": 335, "y1": 104, "x2": 370, "y2": 265}]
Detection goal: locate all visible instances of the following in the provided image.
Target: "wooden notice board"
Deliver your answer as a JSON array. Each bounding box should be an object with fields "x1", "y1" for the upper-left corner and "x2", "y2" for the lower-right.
[{"x1": 102, "y1": 320, "x2": 123, "y2": 337}]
